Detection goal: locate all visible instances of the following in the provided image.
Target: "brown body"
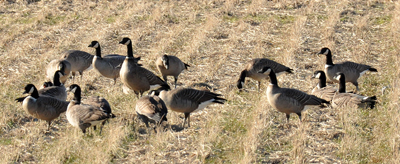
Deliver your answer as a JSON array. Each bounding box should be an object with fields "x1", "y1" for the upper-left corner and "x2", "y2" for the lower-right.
[
  {"x1": 61, "y1": 50, "x2": 94, "y2": 80},
  {"x1": 237, "y1": 58, "x2": 293, "y2": 90},
  {"x1": 46, "y1": 59, "x2": 71, "y2": 84},
  {"x1": 155, "y1": 55, "x2": 189, "y2": 88},
  {"x1": 136, "y1": 95, "x2": 168, "y2": 127},
  {"x1": 159, "y1": 88, "x2": 225, "y2": 127}
]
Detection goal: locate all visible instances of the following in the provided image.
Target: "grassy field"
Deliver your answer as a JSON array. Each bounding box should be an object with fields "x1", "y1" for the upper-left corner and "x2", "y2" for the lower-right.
[{"x1": 0, "y1": 0, "x2": 399, "y2": 163}]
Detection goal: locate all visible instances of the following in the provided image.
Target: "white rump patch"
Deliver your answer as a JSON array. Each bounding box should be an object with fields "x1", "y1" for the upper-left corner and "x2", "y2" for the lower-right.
[
  {"x1": 302, "y1": 105, "x2": 314, "y2": 111},
  {"x1": 85, "y1": 65, "x2": 93, "y2": 71},
  {"x1": 315, "y1": 72, "x2": 321, "y2": 79},
  {"x1": 150, "y1": 84, "x2": 161, "y2": 90},
  {"x1": 193, "y1": 99, "x2": 215, "y2": 113},
  {"x1": 362, "y1": 96, "x2": 369, "y2": 100},
  {"x1": 359, "y1": 70, "x2": 368, "y2": 77}
]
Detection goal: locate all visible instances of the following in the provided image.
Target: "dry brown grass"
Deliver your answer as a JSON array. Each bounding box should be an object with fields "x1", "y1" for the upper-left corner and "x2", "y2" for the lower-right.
[{"x1": 0, "y1": 0, "x2": 399, "y2": 163}]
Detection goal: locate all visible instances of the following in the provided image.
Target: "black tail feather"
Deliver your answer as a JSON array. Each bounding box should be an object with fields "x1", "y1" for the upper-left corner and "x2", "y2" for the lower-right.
[
  {"x1": 15, "y1": 96, "x2": 27, "y2": 102},
  {"x1": 286, "y1": 68, "x2": 294, "y2": 74},
  {"x1": 369, "y1": 68, "x2": 378, "y2": 72},
  {"x1": 184, "y1": 63, "x2": 190, "y2": 69}
]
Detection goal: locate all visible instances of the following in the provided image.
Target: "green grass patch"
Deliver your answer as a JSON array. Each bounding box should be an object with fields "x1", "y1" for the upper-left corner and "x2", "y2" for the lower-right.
[
  {"x1": 43, "y1": 14, "x2": 66, "y2": 25},
  {"x1": 372, "y1": 15, "x2": 391, "y2": 25},
  {"x1": 223, "y1": 15, "x2": 239, "y2": 23},
  {"x1": 0, "y1": 138, "x2": 12, "y2": 145},
  {"x1": 274, "y1": 15, "x2": 295, "y2": 24},
  {"x1": 106, "y1": 16, "x2": 116, "y2": 24}
]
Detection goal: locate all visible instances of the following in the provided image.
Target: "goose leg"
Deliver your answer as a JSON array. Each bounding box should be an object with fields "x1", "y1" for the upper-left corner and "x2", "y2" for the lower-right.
[
  {"x1": 258, "y1": 81, "x2": 261, "y2": 92},
  {"x1": 185, "y1": 113, "x2": 191, "y2": 127},
  {"x1": 352, "y1": 82, "x2": 359, "y2": 93},
  {"x1": 47, "y1": 121, "x2": 52, "y2": 131},
  {"x1": 174, "y1": 77, "x2": 178, "y2": 88},
  {"x1": 296, "y1": 113, "x2": 302, "y2": 122},
  {"x1": 286, "y1": 114, "x2": 290, "y2": 123}
]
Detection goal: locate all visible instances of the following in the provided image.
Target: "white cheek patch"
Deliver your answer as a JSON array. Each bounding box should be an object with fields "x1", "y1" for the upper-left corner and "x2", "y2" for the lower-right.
[
  {"x1": 125, "y1": 40, "x2": 131, "y2": 45},
  {"x1": 70, "y1": 87, "x2": 77, "y2": 93},
  {"x1": 241, "y1": 82, "x2": 244, "y2": 87},
  {"x1": 58, "y1": 72, "x2": 63, "y2": 77},
  {"x1": 193, "y1": 99, "x2": 214, "y2": 113},
  {"x1": 325, "y1": 65, "x2": 333, "y2": 68},
  {"x1": 29, "y1": 87, "x2": 34, "y2": 94},
  {"x1": 94, "y1": 42, "x2": 99, "y2": 48},
  {"x1": 323, "y1": 49, "x2": 329, "y2": 55},
  {"x1": 265, "y1": 68, "x2": 271, "y2": 74},
  {"x1": 315, "y1": 73, "x2": 321, "y2": 79},
  {"x1": 335, "y1": 75, "x2": 341, "y2": 81},
  {"x1": 303, "y1": 105, "x2": 313, "y2": 111}
]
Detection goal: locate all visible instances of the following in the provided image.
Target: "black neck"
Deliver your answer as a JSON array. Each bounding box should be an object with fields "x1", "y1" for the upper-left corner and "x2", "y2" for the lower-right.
[
  {"x1": 72, "y1": 87, "x2": 82, "y2": 104},
  {"x1": 31, "y1": 87, "x2": 39, "y2": 99},
  {"x1": 95, "y1": 45, "x2": 102, "y2": 58},
  {"x1": 127, "y1": 42, "x2": 133, "y2": 58},
  {"x1": 53, "y1": 72, "x2": 62, "y2": 86},
  {"x1": 318, "y1": 73, "x2": 327, "y2": 88},
  {"x1": 268, "y1": 70, "x2": 278, "y2": 86},
  {"x1": 325, "y1": 53, "x2": 334, "y2": 65},
  {"x1": 338, "y1": 75, "x2": 346, "y2": 93},
  {"x1": 239, "y1": 70, "x2": 247, "y2": 83}
]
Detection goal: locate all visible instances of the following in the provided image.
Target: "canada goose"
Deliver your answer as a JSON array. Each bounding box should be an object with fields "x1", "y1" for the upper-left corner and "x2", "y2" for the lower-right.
[
  {"x1": 258, "y1": 67, "x2": 329, "y2": 122},
  {"x1": 20, "y1": 84, "x2": 69, "y2": 130},
  {"x1": 88, "y1": 41, "x2": 141, "y2": 84},
  {"x1": 331, "y1": 73, "x2": 377, "y2": 109},
  {"x1": 46, "y1": 59, "x2": 71, "y2": 84},
  {"x1": 119, "y1": 37, "x2": 170, "y2": 97},
  {"x1": 15, "y1": 71, "x2": 67, "y2": 102},
  {"x1": 66, "y1": 84, "x2": 115, "y2": 134},
  {"x1": 155, "y1": 54, "x2": 190, "y2": 88},
  {"x1": 135, "y1": 93, "x2": 168, "y2": 128},
  {"x1": 318, "y1": 47, "x2": 378, "y2": 92},
  {"x1": 311, "y1": 70, "x2": 337, "y2": 102},
  {"x1": 158, "y1": 87, "x2": 226, "y2": 128},
  {"x1": 237, "y1": 58, "x2": 293, "y2": 91},
  {"x1": 61, "y1": 50, "x2": 94, "y2": 81}
]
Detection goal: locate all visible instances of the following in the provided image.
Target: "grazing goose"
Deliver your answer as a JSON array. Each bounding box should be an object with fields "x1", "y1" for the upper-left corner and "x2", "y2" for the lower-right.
[
  {"x1": 46, "y1": 59, "x2": 71, "y2": 84},
  {"x1": 155, "y1": 54, "x2": 190, "y2": 88},
  {"x1": 311, "y1": 70, "x2": 337, "y2": 102},
  {"x1": 66, "y1": 84, "x2": 115, "y2": 134},
  {"x1": 61, "y1": 50, "x2": 94, "y2": 81},
  {"x1": 119, "y1": 37, "x2": 170, "y2": 97},
  {"x1": 318, "y1": 47, "x2": 377, "y2": 92},
  {"x1": 237, "y1": 58, "x2": 293, "y2": 91},
  {"x1": 158, "y1": 87, "x2": 226, "y2": 128},
  {"x1": 135, "y1": 92, "x2": 168, "y2": 128},
  {"x1": 331, "y1": 73, "x2": 377, "y2": 109},
  {"x1": 258, "y1": 67, "x2": 329, "y2": 122},
  {"x1": 20, "y1": 84, "x2": 69, "y2": 130},
  {"x1": 15, "y1": 71, "x2": 67, "y2": 102},
  {"x1": 89, "y1": 41, "x2": 141, "y2": 84}
]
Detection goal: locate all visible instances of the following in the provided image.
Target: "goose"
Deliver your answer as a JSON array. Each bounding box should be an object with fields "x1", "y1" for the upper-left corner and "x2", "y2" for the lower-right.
[
  {"x1": 15, "y1": 71, "x2": 67, "y2": 102},
  {"x1": 331, "y1": 73, "x2": 377, "y2": 109},
  {"x1": 258, "y1": 67, "x2": 329, "y2": 122},
  {"x1": 135, "y1": 92, "x2": 168, "y2": 128},
  {"x1": 318, "y1": 47, "x2": 377, "y2": 92},
  {"x1": 61, "y1": 50, "x2": 94, "y2": 81},
  {"x1": 66, "y1": 84, "x2": 115, "y2": 134},
  {"x1": 20, "y1": 84, "x2": 69, "y2": 130},
  {"x1": 311, "y1": 70, "x2": 337, "y2": 102},
  {"x1": 119, "y1": 37, "x2": 170, "y2": 97},
  {"x1": 46, "y1": 59, "x2": 71, "y2": 84},
  {"x1": 158, "y1": 87, "x2": 226, "y2": 128},
  {"x1": 155, "y1": 54, "x2": 190, "y2": 88},
  {"x1": 237, "y1": 58, "x2": 293, "y2": 91},
  {"x1": 88, "y1": 41, "x2": 141, "y2": 84}
]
